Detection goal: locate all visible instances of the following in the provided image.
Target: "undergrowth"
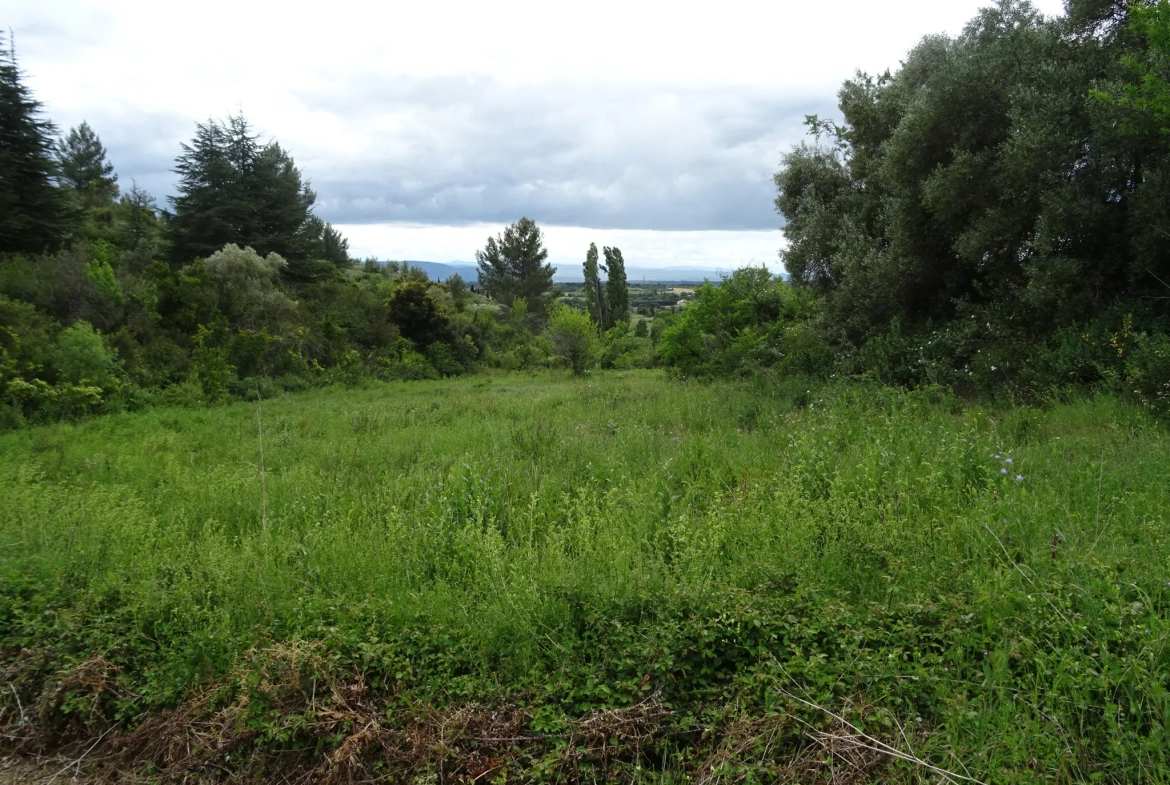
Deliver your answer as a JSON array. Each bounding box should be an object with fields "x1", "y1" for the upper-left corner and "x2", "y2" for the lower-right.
[{"x1": 1, "y1": 370, "x2": 1168, "y2": 782}]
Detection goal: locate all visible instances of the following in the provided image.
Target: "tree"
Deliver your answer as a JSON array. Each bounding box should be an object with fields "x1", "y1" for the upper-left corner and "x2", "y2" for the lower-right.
[
  {"x1": 114, "y1": 180, "x2": 160, "y2": 249},
  {"x1": 602, "y1": 246, "x2": 629, "y2": 328},
  {"x1": 582, "y1": 242, "x2": 606, "y2": 326},
  {"x1": 474, "y1": 217, "x2": 554, "y2": 312},
  {"x1": 546, "y1": 303, "x2": 597, "y2": 375},
  {"x1": 446, "y1": 273, "x2": 468, "y2": 310},
  {"x1": 55, "y1": 121, "x2": 119, "y2": 202},
  {"x1": 322, "y1": 222, "x2": 350, "y2": 268},
  {"x1": 388, "y1": 280, "x2": 449, "y2": 346},
  {"x1": 0, "y1": 32, "x2": 70, "y2": 255},
  {"x1": 168, "y1": 114, "x2": 320, "y2": 267},
  {"x1": 775, "y1": 0, "x2": 1170, "y2": 350},
  {"x1": 203, "y1": 243, "x2": 296, "y2": 331},
  {"x1": 1095, "y1": 0, "x2": 1170, "y2": 134}
]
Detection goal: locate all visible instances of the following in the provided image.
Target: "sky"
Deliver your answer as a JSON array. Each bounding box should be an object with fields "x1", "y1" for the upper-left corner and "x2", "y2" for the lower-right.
[{"x1": 8, "y1": 0, "x2": 1066, "y2": 272}]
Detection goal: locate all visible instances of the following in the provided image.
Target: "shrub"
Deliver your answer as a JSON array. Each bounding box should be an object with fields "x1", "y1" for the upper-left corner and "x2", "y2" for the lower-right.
[
  {"x1": 54, "y1": 321, "x2": 121, "y2": 387},
  {"x1": 204, "y1": 244, "x2": 297, "y2": 331},
  {"x1": 1127, "y1": 331, "x2": 1170, "y2": 417},
  {"x1": 189, "y1": 326, "x2": 234, "y2": 402},
  {"x1": 377, "y1": 339, "x2": 438, "y2": 381},
  {"x1": 426, "y1": 342, "x2": 466, "y2": 377},
  {"x1": 545, "y1": 304, "x2": 597, "y2": 375}
]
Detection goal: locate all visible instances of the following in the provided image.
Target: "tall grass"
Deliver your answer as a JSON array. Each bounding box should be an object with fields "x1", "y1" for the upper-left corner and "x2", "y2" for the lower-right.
[{"x1": 2, "y1": 370, "x2": 1168, "y2": 781}]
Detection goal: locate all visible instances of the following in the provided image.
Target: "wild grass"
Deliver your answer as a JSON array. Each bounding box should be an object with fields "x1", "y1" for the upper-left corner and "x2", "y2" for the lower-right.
[{"x1": 1, "y1": 370, "x2": 1168, "y2": 782}]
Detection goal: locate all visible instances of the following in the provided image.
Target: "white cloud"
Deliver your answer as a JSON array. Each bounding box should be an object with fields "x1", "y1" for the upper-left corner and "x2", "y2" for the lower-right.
[{"x1": 338, "y1": 222, "x2": 786, "y2": 272}]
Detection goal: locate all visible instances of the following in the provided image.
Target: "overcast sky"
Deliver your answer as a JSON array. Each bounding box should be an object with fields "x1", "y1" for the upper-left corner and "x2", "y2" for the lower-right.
[{"x1": 9, "y1": 0, "x2": 1066, "y2": 270}]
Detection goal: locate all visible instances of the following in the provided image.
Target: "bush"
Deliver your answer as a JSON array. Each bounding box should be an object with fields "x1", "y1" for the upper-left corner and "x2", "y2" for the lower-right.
[
  {"x1": 377, "y1": 339, "x2": 438, "y2": 381},
  {"x1": 1127, "y1": 332, "x2": 1170, "y2": 417},
  {"x1": 54, "y1": 321, "x2": 120, "y2": 387},
  {"x1": 658, "y1": 267, "x2": 813, "y2": 377},
  {"x1": 545, "y1": 304, "x2": 597, "y2": 375},
  {"x1": 426, "y1": 342, "x2": 466, "y2": 377}
]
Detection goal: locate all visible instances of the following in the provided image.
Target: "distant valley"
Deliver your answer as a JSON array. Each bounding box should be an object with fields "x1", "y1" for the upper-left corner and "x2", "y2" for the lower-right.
[{"x1": 394, "y1": 260, "x2": 732, "y2": 284}]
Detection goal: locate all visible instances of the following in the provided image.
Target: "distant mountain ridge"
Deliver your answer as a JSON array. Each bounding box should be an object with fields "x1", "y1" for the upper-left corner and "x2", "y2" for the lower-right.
[
  {"x1": 392, "y1": 261, "x2": 479, "y2": 282},
  {"x1": 384, "y1": 261, "x2": 734, "y2": 284}
]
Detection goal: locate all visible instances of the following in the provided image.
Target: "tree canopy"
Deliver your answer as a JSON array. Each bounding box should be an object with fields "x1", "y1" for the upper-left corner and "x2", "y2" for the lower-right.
[
  {"x1": 602, "y1": 246, "x2": 629, "y2": 328},
  {"x1": 55, "y1": 121, "x2": 119, "y2": 203},
  {"x1": 776, "y1": 0, "x2": 1170, "y2": 359},
  {"x1": 167, "y1": 114, "x2": 343, "y2": 272},
  {"x1": 475, "y1": 217, "x2": 555, "y2": 312},
  {"x1": 0, "y1": 32, "x2": 70, "y2": 255}
]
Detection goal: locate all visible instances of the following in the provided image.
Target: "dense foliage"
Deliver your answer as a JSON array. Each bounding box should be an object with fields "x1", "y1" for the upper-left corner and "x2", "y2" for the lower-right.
[
  {"x1": 772, "y1": 0, "x2": 1170, "y2": 405},
  {"x1": 0, "y1": 39, "x2": 633, "y2": 430},
  {"x1": 0, "y1": 32, "x2": 69, "y2": 255}
]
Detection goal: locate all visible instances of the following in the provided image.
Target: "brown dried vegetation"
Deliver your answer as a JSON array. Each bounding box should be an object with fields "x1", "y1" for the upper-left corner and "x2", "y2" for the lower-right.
[{"x1": 0, "y1": 644, "x2": 943, "y2": 784}]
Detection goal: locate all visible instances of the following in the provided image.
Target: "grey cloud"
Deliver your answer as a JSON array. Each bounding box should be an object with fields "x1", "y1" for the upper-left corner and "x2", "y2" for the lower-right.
[
  {"x1": 297, "y1": 76, "x2": 832, "y2": 230},
  {"x1": 56, "y1": 76, "x2": 834, "y2": 231}
]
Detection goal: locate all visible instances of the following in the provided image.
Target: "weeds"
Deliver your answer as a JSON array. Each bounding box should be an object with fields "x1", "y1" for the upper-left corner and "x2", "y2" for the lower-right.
[{"x1": 1, "y1": 370, "x2": 1168, "y2": 781}]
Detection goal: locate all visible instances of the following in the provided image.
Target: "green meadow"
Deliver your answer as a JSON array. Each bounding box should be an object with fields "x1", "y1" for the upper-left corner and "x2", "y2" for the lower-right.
[{"x1": 2, "y1": 371, "x2": 1169, "y2": 782}]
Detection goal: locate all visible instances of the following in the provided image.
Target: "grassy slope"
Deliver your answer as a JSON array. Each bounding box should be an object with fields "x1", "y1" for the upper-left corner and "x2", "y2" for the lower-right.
[{"x1": 1, "y1": 370, "x2": 1168, "y2": 782}]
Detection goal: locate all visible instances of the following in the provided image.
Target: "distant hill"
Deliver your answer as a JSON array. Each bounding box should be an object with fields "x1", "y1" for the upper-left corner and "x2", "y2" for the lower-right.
[
  {"x1": 386, "y1": 261, "x2": 731, "y2": 284},
  {"x1": 396, "y1": 261, "x2": 480, "y2": 282}
]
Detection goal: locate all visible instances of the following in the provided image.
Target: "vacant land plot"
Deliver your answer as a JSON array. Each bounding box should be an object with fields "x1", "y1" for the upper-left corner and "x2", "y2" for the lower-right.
[{"x1": 1, "y1": 371, "x2": 1168, "y2": 782}]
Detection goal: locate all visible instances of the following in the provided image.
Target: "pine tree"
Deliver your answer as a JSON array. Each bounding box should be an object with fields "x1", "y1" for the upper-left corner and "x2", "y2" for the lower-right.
[
  {"x1": 603, "y1": 246, "x2": 629, "y2": 328},
  {"x1": 474, "y1": 217, "x2": 555, "y2": 312},
  {"x1": 322, "y1": 223, "x2": 350, "y2": 268},
  {"x1": 168, "y1": 114, "x2": 319, "y2": 266},
  {"x1": 582, "y1": 242, "x2": 606, "y2": 326},
  {"x1": 114, "y1": 180, "x2": 160, "y2": 249},
  {"x1": 55, "y1": 121, "x2": 119, "y2": 202},
  {"x1": 0, "y1": 32, "x2": 70, "y2": 255}
]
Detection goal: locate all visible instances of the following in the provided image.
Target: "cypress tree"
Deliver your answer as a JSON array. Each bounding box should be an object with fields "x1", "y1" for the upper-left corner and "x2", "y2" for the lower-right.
[
  {"x1": 582, "y1": 242, "x2": 606, "y2": 326},
  {"x1": 603, "y1": 246, "x2": 629, "y2": 328},
  {"x1": 0, "y1": 32, "x2": 70, "y2": 255}
]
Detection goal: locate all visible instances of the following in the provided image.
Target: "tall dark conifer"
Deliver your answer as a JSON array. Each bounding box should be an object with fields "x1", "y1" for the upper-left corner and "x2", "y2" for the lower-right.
[
  {"x1": 55, "y1": 121, "x2": 119, "y2": 202},
  {"x1": 322, "y1": 223, "x2": 350, "y2": 268},
  {"x1": 0, "y1": 32, "x2": 70, "y2": 255},
  {"x1": 167, "y1": 114, "x2": 319, "y2": 267}
]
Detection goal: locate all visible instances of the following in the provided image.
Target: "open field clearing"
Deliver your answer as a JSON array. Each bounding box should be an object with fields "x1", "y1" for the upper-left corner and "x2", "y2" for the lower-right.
[{"x1": 2, "y1": 371, "x2": 1169, "y2": 782}]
